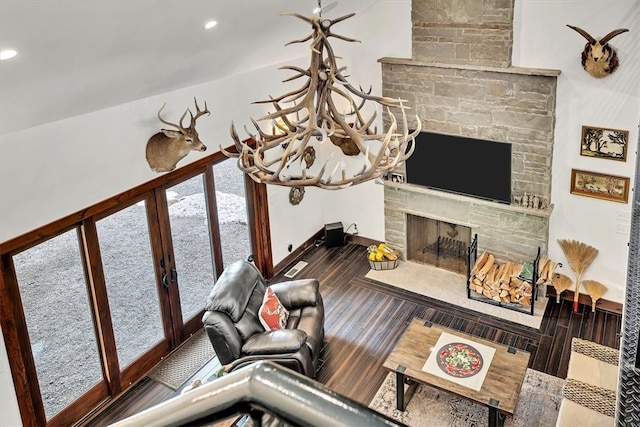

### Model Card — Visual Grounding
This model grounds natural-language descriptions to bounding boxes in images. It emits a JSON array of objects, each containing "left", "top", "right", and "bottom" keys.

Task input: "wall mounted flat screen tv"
[{"left": 405, "top": 131, "right": 512, "bottom": 204}]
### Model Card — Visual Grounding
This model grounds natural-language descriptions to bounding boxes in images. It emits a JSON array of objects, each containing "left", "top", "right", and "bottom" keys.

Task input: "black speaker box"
[{"left": 324, "top": 222, "right": 344, "bottom": 248}]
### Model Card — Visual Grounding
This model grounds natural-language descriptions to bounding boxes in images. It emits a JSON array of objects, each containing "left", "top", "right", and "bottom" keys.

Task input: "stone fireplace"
[{"left": 382, "top": 0, "right": 559, "bottom": 265}]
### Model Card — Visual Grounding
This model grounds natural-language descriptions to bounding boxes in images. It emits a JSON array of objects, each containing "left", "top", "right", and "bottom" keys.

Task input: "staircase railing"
[{"left": 108, "top": 361, "right": 406, "bottom": 427}]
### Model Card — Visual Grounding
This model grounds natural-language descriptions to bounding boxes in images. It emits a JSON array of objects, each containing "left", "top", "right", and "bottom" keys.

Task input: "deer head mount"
[
  {"left": 145, "top": 98, "right": 210, "bottom": 172},
  {"left": 567, "top": 25, "right": 629, "bottom": 78},
  {"left": 221, "top": 10, "right": 421, "bottom": 189}
]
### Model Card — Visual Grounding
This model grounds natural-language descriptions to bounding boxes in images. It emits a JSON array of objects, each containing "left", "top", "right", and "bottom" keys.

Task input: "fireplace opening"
[{"left": 406, "top": 214, "right": 471, "bottom": 274}]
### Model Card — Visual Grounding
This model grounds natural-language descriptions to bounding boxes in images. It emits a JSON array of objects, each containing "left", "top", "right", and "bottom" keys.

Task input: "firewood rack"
[{"left": 466, "top": 234, "right": 541, "bottom": 316}]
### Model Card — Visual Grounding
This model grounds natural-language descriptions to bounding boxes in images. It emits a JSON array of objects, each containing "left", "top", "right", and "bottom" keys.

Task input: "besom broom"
[
  {"left": 582, "top": 280, "right": 608, "bottom": 312},
  {"left": 557, "top": 239, "right": 599, "bottom": 312},
  {"left": 551, "top": 273, "right": 573, "bottom": 303}
]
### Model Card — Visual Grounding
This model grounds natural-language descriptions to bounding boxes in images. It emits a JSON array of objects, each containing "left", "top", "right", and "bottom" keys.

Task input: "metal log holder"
[{"left": 466, "top": 234, "right": 541, "bottom": 316}]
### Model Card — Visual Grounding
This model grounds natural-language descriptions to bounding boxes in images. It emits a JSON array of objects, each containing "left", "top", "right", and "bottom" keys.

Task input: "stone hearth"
[{"left": 381, "top": 0, "right": 559, "bottom": 264}]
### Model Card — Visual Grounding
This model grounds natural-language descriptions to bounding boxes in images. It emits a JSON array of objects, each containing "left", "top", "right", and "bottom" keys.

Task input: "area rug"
[
  {"left": 369, "top": 369, "right": 563, "bottom": 427},
  {"left": 365, "top": 261, "right": 548, "bottom": 329},
  {"left": 147, "top": 329, "right": 215, "bottom": 390}
]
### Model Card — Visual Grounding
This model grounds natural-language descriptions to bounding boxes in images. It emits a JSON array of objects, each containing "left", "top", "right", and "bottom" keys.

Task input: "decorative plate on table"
[{"left": 436, "top": 342, "right": 484, "bottom": 378}]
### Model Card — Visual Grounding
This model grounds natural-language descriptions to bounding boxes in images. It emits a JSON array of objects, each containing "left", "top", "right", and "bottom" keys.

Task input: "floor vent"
[{"left": 284, "top": 261, "right": 308, "bottom": 278}]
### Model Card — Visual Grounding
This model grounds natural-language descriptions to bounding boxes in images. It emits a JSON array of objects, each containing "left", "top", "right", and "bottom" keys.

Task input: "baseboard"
[
  {"left": 273, "top": 230, "right": 324, "bottom": 277},
  {"left": 345, "top": 234, "right": 378, "bottom": 247},
  {"left": 546, "top": 287, "right": 623, "bottom": 315},
  {"left": 273, "top": 229, "right": 383, "bottom": 277},
  {"left": 274, "top": 231, "right": 377, "bottom": 277}
]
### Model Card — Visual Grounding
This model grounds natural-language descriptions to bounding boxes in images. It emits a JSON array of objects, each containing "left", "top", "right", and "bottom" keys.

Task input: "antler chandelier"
[{"left": 222, "top": 6, "right": 421, "bottom": 189}]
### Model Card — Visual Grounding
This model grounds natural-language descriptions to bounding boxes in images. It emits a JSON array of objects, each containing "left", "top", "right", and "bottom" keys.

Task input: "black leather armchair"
[{"left": 202, "top": 260, "right": 325, "bottom": 378}]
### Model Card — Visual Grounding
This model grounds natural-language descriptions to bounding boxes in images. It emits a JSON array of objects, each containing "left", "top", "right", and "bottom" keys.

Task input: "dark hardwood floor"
[{"left": 86, "top": 242, "right": 622, "bottom": 426}]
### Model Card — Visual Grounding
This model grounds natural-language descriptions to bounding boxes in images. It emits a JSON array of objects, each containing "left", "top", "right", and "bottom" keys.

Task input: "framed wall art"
[
  {"left": 570, "top": 169, "right": 630, "bottom": 203},
  {"left": 580, "top": 125, "right": 629, "bottom": 161}
]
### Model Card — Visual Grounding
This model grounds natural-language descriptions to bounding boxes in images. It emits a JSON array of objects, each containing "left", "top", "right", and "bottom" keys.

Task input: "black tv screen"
[{"left": 405, "top": 131, "right": 512, "bottom": 204}]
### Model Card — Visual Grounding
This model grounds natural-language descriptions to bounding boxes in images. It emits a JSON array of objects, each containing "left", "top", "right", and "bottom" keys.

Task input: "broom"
[
  {"left": 582, "top": 280, "right": 608, "bottom": 312},
  {"left": 557, "top": 239, "right": 599, "bottom": 312},
  {"left": 551, "top": 273, "right": 573, "bottom": 303}
]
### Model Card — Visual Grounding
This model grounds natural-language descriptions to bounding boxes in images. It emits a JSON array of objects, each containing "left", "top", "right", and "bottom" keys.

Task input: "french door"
[
  {"left": 86, "top": 166, "right": 248, "bottom": 391},
  {"left": 153, "top": 167, "right": 223, "bottom": 343}
]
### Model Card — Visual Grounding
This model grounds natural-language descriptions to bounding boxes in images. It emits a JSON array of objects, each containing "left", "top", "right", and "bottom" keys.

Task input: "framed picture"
[
  {"left": 580, "top": 125, "right": 629, "bottom": 161},
  {"left": 570, "top": 169, "right": 630, "bottom": 203},
  {"left": 390, "top": 173, "right": 405, "bottom": 183}
]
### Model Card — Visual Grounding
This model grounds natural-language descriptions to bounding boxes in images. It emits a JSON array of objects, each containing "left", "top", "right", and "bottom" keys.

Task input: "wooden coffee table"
[{"left": 382, "top": 318, "right": 530, "bottom": 427}]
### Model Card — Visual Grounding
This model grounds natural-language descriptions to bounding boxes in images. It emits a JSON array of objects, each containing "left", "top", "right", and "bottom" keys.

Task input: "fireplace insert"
[
  {"left": 405, "top": 131, "right": 512, "bottom": 204},
  {"left": 406, "top": 214, "right": 470, "bottom": 275}
]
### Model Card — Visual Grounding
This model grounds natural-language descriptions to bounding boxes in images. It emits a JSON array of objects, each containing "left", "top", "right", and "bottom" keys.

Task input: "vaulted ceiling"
[{"left": 0, "top": 0, "right": 377, "bottom": 135}]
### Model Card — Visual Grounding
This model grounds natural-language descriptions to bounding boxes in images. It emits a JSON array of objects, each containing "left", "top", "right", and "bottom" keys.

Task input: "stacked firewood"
[
  {"left": 468, "top": 252, "right": 533, "bottom": 306},
  {"left": 535, "top": 255, "right": 559, "bottom": 287}
]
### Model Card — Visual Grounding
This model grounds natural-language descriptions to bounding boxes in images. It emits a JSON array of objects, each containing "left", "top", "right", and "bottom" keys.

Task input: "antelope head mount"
[
  {"left": 146, "top": 98, "right": 211, "bottom": 172},
  {"left": 567, "top": 25, "right": 629, "bottom": 78}
]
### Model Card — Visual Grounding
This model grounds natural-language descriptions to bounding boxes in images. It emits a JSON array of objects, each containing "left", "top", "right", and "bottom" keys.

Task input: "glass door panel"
[
  {"left": 213, "top": 157, "right": 251, "bottom": 267},
  {"left": 96, "top": 201, "right": 164, "bottom": 368},
  {"left": 13, "top": 229, "right": 103, "bottom": 420},
  {"left": 166, "top": 175, "right": 216, "bottom": 323}
]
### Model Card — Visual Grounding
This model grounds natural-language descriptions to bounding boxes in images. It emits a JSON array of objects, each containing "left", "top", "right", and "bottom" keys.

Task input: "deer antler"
[
  {"left": 222, "top": 11, "right": 421, "bottom": 189},
  {"left": 188, "top": 98, "right": 210, "bottom": 129},
  {"left": 157, "top": 103, "right": 189, "bottom": 132}
]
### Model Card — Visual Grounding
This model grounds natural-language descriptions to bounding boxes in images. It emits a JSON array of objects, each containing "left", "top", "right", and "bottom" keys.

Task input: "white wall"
[
  {"left": 0, "top": 60, "right": 295, "bottom": 242},
  {"left": 513, "top": 0, "right": 640, "bottom": 303}
]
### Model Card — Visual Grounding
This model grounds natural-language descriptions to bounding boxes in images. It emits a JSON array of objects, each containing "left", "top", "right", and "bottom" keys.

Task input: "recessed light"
[
  {"left": 204, "top": 20, "right": 217, "bottom": 30},
  {"left": 312, "top": 7, "right": 321, "bottom": 14},
  {"left": 0, "top": 49, "right": 17, "bottom": 60}
]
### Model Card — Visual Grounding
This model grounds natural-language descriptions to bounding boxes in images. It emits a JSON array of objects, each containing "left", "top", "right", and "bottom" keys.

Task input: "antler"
[
  {"left": 222, "top": 11, "right": 421, "bottom": 189},
  {"left": 157, "top": 103, "right": 189, "bottom": 132},
  {"left": 188, "top": 97, "right": 211, "bottom": 129}
]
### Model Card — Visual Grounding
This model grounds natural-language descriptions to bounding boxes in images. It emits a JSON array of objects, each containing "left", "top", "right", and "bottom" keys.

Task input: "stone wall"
[
  {"left": 412, "top": 0, "right": 515, "bottom": 68},
  {"left": 380, "top": 59, "right": 559, "bottom": 200}
]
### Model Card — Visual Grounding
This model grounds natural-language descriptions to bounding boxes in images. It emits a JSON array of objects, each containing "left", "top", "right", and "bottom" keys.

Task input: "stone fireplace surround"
[{"left": 381, "top": 0, "right": 560, "bottom": 265}]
